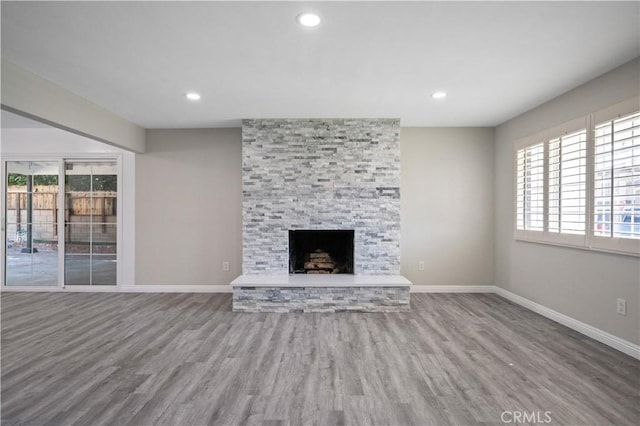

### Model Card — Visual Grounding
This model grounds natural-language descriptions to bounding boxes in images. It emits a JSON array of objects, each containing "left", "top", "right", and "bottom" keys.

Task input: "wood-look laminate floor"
[{"left": 1, "top": 292, "right": 638, "bottom": 426}]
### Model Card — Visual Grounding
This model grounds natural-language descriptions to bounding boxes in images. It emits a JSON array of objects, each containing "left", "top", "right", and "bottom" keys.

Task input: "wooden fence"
[
  {"left": 7, "top": 186, "right": 116, "bottom": 216},
  {"left": 6, "top": 185, "right": 116, "bottom": 244}
]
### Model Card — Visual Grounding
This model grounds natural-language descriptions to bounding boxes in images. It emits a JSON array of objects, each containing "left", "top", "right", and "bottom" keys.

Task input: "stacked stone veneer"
[
  {"left": 242, "top": 119, "right": 401, "bottom": 275},
  {"left": 233, "top": 287, "right": 410, "bottom": 313}
]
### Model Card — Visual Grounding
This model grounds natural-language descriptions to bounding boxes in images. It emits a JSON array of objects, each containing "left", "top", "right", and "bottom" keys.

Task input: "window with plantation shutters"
[
  {"left": 593, "top": 111, "right": 640, "bottom": 240},
  {"left": 513, "top": 97, "right": 639, "bottom": 256},
  {"left": 516, "top": 143, "right": 544, "bottom": 232},
  {"left": 548, "top": 129, "right": 587, "bottom": 235}
]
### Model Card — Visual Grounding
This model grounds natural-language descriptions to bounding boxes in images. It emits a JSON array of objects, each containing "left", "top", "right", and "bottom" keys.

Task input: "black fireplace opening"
[{"left": 289, "top": 230, "right": 354, "bottom": 274}]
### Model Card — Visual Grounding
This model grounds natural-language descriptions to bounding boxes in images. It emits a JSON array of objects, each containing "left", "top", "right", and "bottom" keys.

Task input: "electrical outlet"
[
  {"left": 616, "top": 298, "right": 627, "bottom": 316},
  {"left": 223, "top": 261, "right": 230, "bottom": 272},
  {"left": 418, "top": 260, "right": 425, "bottom": 271}
]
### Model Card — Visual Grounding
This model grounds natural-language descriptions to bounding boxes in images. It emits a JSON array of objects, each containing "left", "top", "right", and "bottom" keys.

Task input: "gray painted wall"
[
  {"left": 401, "top": 127, "right": 495, "bottom": 286},
  {"left": 135, "top": 125, "right": 495, "bottom": 287},
  {"left": 494, "top": 58, "right": 640, "bottom": 345},
  {"left": 135, "top": 129, "right": 242, "bottom": 285}
]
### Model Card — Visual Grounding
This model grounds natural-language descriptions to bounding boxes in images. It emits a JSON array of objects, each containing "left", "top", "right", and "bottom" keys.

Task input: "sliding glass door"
[
  {"left": 5, "top": 161, "right": 60, "bottom": 286},
  {"left": 3, "top": 158, "right": 119, "bottom": 287}
]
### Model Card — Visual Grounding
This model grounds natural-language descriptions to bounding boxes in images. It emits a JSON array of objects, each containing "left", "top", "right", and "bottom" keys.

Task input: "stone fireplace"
[{"left": 232, "top": 118, "right": 410, "bottom": 312}]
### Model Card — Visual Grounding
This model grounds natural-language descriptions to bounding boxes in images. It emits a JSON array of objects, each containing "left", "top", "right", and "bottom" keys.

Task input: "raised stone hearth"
[{"left": 231, "top": 275, "right": 411, "bottom": 313}]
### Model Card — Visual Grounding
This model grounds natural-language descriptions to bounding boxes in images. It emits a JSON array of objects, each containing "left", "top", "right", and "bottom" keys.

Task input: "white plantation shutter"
[
  {"left": 594, "top": 111, "right": 640, "bottom": 240},
  {"left": 548, "top": 129, "right": 587, "bottom": 235},
  {"left": 516, "top": 143, "right": 544, "bottom": 232},
  {"left": 514, "top": 99, "right": 639, "bottom": 256}
]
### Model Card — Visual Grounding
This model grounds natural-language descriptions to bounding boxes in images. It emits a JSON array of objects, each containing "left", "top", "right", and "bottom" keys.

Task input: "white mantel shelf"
[{"left": 231, "top": 274, "right": 412, "bottom": 288}]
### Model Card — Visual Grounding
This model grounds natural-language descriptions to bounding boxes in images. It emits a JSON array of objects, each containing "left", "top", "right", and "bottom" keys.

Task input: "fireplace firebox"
[{"left": 289, "top": 230, "right": 354, "bottom": 274}]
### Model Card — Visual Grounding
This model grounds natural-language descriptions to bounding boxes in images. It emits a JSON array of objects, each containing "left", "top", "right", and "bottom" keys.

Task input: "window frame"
[{"left": 513, "top": 97, "right": 640, "bottom": 257}]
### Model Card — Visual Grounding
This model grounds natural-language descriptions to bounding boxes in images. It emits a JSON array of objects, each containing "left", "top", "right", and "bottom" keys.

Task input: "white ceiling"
[{"left": 1, "top": 1, "right": 639, "bottom": 129}]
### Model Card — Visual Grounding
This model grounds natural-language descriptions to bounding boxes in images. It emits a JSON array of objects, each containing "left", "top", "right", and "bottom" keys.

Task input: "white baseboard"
[
  {"left": 120, "top": 285, "right": 232, "bottom": 293},
  {"left": 410, "top": 285, "right": 494, "bottom": 293},
  {"left": 494, "top": 287, "right": 640, "bottom": 360}
]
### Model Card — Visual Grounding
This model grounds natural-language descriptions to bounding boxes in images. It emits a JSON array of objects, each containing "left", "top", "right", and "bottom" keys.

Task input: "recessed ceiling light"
[
  {"left": 185, "top": 92, "right": 201, "bottom": 101},
  {"left": 297, "top": 12, "right": 321, "bottom": 27},
  {"left": 432, "top": 91, "right": 447, "bottom": 99}
]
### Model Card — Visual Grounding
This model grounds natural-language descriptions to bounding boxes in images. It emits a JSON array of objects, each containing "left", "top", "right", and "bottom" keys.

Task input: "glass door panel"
[
  {"left": 91, "top": 222, "right": 117, "bottom": 285},
  {"left": 64, "top": 161, "right": 117, "bottom": 285},
  {"left": 5, "top": 161, "right": 59, "bottom": 286}
]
